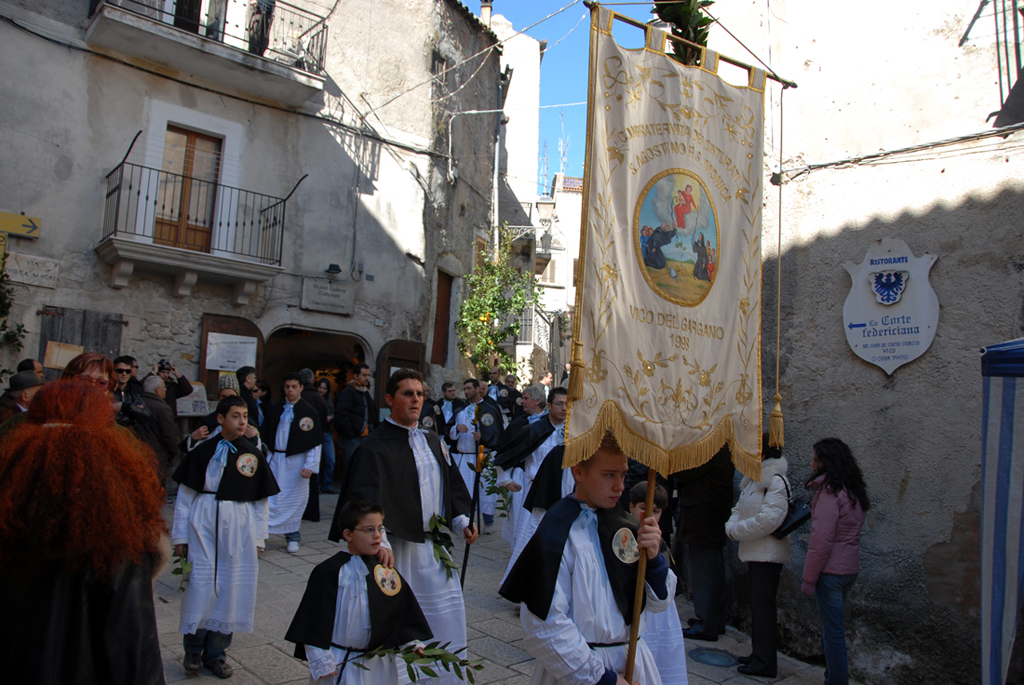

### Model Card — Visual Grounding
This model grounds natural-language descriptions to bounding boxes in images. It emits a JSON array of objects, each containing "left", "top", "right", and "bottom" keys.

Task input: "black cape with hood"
[
  {"left": 493, "top": 417, "right": 557, "bottom": 471},
  {"left": 285, "top": 552, "right": 432, "bottom": 659},
  {"left": 172, "top": 434, "right": 280, "bottom": 501},
  {"left": 499, "top": 496, "right": 647, "bottom": 623},
  {"left": 262, "top": 398, "right": 322, "bottom": 455},
  {"left": 331, "top": 421, "right": 472, "bottom": 544}
]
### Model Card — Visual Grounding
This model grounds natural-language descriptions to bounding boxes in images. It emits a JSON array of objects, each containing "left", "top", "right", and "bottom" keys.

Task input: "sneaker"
[
  {"left": 183, "top": 653, "right": 202, "bottom": 675},
  {"left": 206, "top": 660, "right": 233, "bottom": 679},
  {"left": 286, "top": 541, "right": 300, "bottom": 554}
]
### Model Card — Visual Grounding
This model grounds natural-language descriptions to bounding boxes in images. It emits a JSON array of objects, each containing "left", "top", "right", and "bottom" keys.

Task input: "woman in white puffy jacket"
[{"left": 724, "top": 448, "right": 791, "bottom": 678}]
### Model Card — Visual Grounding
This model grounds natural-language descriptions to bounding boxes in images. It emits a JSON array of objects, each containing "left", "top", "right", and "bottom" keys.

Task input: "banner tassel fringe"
[
  {"left": 564, "top": 400, "right": 761, "bottom": 480},
  {"left": 768, "top": 393, "right": 784, "bottom": 448},
  {"left": 567, "top": 343, "right": 585, "bottom": 402}
]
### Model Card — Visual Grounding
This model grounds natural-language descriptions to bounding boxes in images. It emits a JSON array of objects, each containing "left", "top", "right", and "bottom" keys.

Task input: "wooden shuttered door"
[{"left": 37, "top": 307, "right": 125, "bottom": 381}]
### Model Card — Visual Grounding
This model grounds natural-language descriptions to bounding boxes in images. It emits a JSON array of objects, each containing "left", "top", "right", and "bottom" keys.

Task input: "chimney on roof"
[{"left": 480, "top": 0, "right": 492, "bottom": 27}]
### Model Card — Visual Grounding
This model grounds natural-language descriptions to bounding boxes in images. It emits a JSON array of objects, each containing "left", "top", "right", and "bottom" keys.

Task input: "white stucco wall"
[{"left": 701, "top": 2, "right": 1024, "bottom": 682}]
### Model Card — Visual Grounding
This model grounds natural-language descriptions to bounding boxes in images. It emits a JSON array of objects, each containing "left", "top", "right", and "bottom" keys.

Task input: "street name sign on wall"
[
  {"left": 6, "top": 253, "right": 59, "bottom": 289},
  {"left": 301, "top": 277, "right": 352, "bottom": 316},
  {"left": 843, "top": 237, "right": 938, "bottom": 375},
  {"left": 0, "top": 210, "right": 41, "bottom": 238}
]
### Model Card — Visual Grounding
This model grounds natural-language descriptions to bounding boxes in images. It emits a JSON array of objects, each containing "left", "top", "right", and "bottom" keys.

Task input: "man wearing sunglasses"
[{"left": 113, "top": 356, "right": 152, "bottom": 432}]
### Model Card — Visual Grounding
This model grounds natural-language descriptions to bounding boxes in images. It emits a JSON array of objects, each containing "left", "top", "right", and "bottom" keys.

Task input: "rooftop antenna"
[
  {"left": 558, "top": 109, "right": 570, "bottom": 174},
  {"left": 540, "top": 141, "right": 549, "bottom": 196}
]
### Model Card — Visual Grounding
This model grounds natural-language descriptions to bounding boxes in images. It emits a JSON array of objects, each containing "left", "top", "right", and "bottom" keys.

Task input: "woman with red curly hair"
[{"left": 0, "top": 381, "right": 167, "bottom": 684}]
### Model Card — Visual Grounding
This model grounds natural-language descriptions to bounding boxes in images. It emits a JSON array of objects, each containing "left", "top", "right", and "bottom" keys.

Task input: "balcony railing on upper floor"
[
  {"left": 516, "top": 305, "right": 553, "bottom": 355},
  {"left": 102, "top": 161, "right": 286, "bottom": 266},
  {"left": 98, "top": 0, "right": 328, "bottom": 75}
]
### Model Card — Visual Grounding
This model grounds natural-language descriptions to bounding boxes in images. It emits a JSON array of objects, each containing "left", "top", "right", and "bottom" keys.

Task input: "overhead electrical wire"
[
  {"left": 782, "top": 122, "right": 1024, "bottom": 180},
  {"left": 360, "top": 0, "right": 585, "bottom": 118}
]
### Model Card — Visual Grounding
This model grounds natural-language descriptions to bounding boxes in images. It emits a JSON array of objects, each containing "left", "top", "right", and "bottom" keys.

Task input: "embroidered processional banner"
[{"left": 565, "top": 7, "right": 765, "bottom": 478}]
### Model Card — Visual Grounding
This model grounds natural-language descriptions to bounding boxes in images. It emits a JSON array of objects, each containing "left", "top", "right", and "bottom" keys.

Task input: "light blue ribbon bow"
[
  {"left": 281, "top": 402, "right": 295, "bottom": 424},
  {"left": 212, "top": 439, "right": 238, "bottom": 468}
]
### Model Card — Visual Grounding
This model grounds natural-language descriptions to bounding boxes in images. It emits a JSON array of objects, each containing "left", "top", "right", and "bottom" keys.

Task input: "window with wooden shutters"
[{"left": 155, "top": 126, "right": 222, "bottom": 252}]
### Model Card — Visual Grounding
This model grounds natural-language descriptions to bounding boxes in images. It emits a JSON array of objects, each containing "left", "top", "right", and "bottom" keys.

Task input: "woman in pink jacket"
[{"left": 802, "top": 438, "right": 870, "bottom": 685}]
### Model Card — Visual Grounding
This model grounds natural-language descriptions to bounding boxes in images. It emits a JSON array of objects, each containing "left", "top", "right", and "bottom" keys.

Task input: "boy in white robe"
[
  {"left": 172, "top": 397, "right": 280, "bottom": 678},
  {"left": 286, "top": 500, "right": 433, "bottom": 684},
  {"left": 265, "top": 372, "right": 322, "bottom": 553},
  {"left": 629, "top": 483, "right": 688, "bottom": 685},
  {"left": 331, "top": 369, "right": 479, "bottom": 685},
  {"left": 500, "top": 432, "right": 674, "bottom": 685}
]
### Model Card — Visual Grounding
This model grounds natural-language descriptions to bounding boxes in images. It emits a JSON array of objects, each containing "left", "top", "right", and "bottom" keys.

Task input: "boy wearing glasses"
[
  {"left": 172, "top": 397, "right": 280, "bottom": 679},
  {"left": 286, "top": 500, "right": 432, "bottom": 683}
]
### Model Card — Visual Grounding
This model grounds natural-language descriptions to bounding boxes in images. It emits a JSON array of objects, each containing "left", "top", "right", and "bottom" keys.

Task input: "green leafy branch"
[
  {"left": 353, "top": 641, "right": 484, "bottom": 683},
  {"left": 427, "top": 514, "right": 459, "bottom": 580},
  {"left": 171, "top": 552, "right": 192, "bottom": 593},
  {"left": 456, "top": 224, "right": 540, "bottom": 378},
  {"left": 653, "top": 0, "right": 716, "bottom": 67}
]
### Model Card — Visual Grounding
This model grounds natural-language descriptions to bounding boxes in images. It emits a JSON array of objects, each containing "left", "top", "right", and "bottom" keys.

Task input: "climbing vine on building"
[{"left": 0, "top": 250, "right": 26, "bottom": 382}]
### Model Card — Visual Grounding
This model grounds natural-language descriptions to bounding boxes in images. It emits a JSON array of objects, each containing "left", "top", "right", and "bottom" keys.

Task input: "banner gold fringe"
[
  {"left": 768, "top": 393, "right": 784, "bottom": 448},
  {"left": 564, "top": 400, "right": 761, "bottom": 480}
]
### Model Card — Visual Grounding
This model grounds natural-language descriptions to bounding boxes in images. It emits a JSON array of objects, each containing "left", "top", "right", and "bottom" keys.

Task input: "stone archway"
[{"left": 262, "top": 327, "right": 368, "bottom": 403}]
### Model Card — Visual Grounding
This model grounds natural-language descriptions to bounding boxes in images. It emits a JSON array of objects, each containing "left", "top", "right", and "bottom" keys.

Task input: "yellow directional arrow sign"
[{"left": 0, "top": 211, "right": 41, "bottom": 238}]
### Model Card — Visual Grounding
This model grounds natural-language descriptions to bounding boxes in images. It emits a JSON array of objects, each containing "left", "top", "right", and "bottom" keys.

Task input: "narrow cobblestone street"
[{"left": 157, "top": 495, "right": 853, "bottom": 685}]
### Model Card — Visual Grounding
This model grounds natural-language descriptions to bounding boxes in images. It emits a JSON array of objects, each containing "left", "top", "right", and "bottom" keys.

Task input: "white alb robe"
[
  {"left": 519, "top": 505, "right": 674, "bottom": 685},
  {"left": 268, "top": 402, "right": 321, "bottom": 535},
  {"left": 449, "top": 402, "right": 496, "bottom": 517},
  {"left": 641, "top": 569, "right": 689, "bottom": 685},
  {"left": 385, "top": 419, "right": 469, "bottom": 685},
  {"left": 172, "top": 455, "right": 269, "bottom": 635},
  {"left": 501, "top": 424, "right": 568, "bottom": 582},
  {"left": 304, "top": 560, "right": 417, "bottom": 684}
]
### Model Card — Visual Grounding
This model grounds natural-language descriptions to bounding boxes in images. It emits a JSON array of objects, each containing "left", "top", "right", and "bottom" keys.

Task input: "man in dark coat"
[
  {"left": 675, "top": 445, "right": 735, "bottom": 640},
  {"left": 236, "top": 366, "right": 260, "bottom": 427},
  {"left": 333, "top": 363, "right": 378, "bottom": 472},
  {"left": 0, "top": 370, "right": 43, "bottom": 425},
  {"left": 138, "top": 374, "right": 182, "bottom": 488},
  {"left": 142, "top": 360, "right": 194, "bottom": 418}
]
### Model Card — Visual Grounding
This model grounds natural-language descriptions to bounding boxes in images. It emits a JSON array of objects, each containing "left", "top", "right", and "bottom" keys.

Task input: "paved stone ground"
[{"left": 156, "top": 494, "right": 852, "bottom": 685}]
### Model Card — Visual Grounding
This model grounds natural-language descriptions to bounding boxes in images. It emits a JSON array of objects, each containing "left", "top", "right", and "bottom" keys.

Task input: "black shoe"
[
  {"left": 683, "top": 628, "right": 718, "bottom": 642},
  {"left": 737, "top": 665, "right": 776, "bottom": 678},
  {"left": 207, "top": 660, "right": 233, "bottom": 679},
  {"left": 183, "top": 653, "right": 202, "bottom": 675},
  {"left": 737, "top": 655, "right": 753, "bottom": 665},
  {"left": 687, "top": 617, "right": 699, "bottom": 626}
]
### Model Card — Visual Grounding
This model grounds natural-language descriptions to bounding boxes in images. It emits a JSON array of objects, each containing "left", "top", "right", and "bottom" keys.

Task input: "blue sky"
[{"left": 460, "top": 1, "right": 656, "bottom": 192}]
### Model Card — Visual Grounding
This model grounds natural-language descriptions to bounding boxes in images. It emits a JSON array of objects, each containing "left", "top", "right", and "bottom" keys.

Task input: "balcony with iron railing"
[
  {"left": 86, "top": 0, "right": 328, "bottom": 106},
  {"left": 95, "top": 160, "right": 287, "bottom": 304}
]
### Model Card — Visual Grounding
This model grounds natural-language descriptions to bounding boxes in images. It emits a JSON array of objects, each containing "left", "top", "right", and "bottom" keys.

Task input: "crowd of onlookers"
[{"left": 0, "top": 355, "right": 869, "bottom": 685}]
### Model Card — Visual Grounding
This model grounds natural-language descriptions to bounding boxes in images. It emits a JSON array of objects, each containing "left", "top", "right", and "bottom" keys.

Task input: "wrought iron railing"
[
  {"left": 102, "top": 161, "right": 286, "bottom": 265},
  {"left": 99, "top": 0, "right": 329, "bottom": 75}
]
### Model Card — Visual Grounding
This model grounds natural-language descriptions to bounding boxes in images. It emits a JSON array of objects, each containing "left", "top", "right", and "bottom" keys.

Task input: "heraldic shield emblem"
[{"left": 843, "top": 238, "right": 939, "bottom": 375}]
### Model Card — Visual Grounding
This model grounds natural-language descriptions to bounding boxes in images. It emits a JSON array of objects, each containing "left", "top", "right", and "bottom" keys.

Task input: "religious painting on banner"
[{"left": 565, "top": 7, "right": 765, "bottom": 479}]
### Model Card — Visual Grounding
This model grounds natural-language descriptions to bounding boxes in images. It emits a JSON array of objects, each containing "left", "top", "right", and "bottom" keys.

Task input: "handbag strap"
[{"left": 773, "top": 474, "right": 792, "bottom": 501}]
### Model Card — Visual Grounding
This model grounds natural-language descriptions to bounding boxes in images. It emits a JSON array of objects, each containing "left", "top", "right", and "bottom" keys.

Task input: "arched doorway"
[{"left": 262, "top": 327, "right": 367, "bottom": 404}]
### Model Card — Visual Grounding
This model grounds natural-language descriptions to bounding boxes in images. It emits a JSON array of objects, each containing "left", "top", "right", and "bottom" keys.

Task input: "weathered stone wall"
[
  {"left": 0, "top": 0, "right": 498, "bottom": 393},
  {"left": 703, "top": 2, "right": 1024, "bottom": 682}
]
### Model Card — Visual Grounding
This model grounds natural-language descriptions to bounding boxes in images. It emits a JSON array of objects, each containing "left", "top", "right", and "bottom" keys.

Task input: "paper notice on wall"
[
  {"left": 206, "top": 333, "right": 258, "bottom": 372},
  {"left": 43, "top": 341, "right": 84, "bottom": 370},
  {"left": 176, "top": 381, "right": 211, "bottom": 418}
]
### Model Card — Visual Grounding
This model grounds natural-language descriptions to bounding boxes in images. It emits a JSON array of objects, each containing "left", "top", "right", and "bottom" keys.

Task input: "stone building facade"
[
  {"left": 0, "top": 0, "right": 503, "bottom": 403},
  {"left": 703, "top": 2, "right": 1024, "bottom": 683}
]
